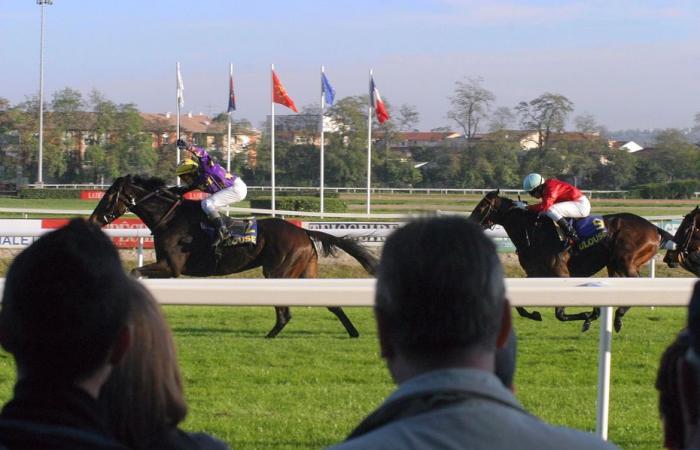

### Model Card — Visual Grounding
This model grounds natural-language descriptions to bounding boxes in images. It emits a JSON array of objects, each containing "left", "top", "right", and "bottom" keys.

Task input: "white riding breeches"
[
  {"left": 201, "top": 177, "right": 247, "bottom": 218},
  {"left": 543, "top": 195, "right": 591, "bottom": 222}
]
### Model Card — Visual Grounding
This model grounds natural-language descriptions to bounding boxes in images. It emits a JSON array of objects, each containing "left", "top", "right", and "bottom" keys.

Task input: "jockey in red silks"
[
  {"left": 173, "top": 139, "right": 247, "bottom": 246},
  {"left": 514, "top": 173, "right": 591, "bottom": 245}
]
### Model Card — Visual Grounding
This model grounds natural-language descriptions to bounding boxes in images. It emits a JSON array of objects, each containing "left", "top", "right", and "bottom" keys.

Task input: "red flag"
[
  {"left": 272, "top": 70, "right": 298, "bottom": 112},
  {"left": 370, "top": 76, "right": 390, "bottom": 124}
]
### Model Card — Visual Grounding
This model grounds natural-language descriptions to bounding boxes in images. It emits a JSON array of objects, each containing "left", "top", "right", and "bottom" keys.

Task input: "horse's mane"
[{"left": 131, "top": 175, "right": 168, "bottom": 192}]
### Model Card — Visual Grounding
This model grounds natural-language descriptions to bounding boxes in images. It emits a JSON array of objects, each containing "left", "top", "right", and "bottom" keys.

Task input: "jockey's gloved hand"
[
  {"left": 176, "top": 139, "right": 189, "bottom": 150},
  {"left": 513, "top": 201, "right": 527, "bottom": 210}
]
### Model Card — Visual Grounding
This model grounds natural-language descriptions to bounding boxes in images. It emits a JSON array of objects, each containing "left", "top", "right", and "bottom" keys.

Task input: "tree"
[
  {"left": 573, "top": 113, "right": 601, "bottom": 134},
  {"left": 397, "top": 104, "right": 419, "bottom": 131},
  {"left": 447, "top": 77, "right": 495, "bottom": 139},
  {"left": 515, "top": 93, "right": 574, "bottom": 149},
  {"left": 488, "top": 106, "right": 515, "bottom": 131}
]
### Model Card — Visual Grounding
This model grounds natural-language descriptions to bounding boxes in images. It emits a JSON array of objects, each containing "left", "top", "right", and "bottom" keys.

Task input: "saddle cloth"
[
  {"left": 201, "top": 217, "right": 257, "bottom": 246},
  {"left": 558, "top": 216, "right": 607, "bottom": 251}
]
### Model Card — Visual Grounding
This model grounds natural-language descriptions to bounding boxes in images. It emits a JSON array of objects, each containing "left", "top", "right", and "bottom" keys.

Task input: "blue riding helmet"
[{"left": 523, "top": 173, "right": 544, "bottom": 192}]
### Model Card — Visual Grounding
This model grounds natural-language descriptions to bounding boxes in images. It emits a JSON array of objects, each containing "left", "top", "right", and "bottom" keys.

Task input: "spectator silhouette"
[
  {"left": 656, "top": 281, "right": 700, "bottom": 449},
  {"left": 329, "top": 216, "right": 618, "bottom": 450},
  {"left": 0, "top": 218, "right": 132, "bottom": 449},
  {"left": 99, "top": 280, "right": 230, "bottom": 450}
]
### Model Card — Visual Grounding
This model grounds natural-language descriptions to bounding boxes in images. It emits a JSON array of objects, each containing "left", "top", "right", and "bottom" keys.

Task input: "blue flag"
[
  {"left": 227, "top": 73, "right": 236, "bottom": 113},
  {"left": 321, "top": 72, "right": 336, "bottom": 106}
]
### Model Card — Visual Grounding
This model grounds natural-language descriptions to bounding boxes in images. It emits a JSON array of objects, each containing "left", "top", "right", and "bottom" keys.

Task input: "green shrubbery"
[
  {"left": 629, "top": 179, "right": 700, "bottom": 199},
  {"left": 18, "top": 188, "right": 82, "bottom": 199},
  {"left": 250, "top": 196, "right": 346, "bottom": 212}
]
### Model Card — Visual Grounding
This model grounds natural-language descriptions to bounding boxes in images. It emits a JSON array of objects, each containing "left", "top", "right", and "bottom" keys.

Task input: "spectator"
[
  {"left": 0, "top": 218, "right": 132, "bottom": 449},
  {"left": 656, "top": 281, "right": 700, "bottom": 449},
  {"left": 329, "top": 216, "right": 618, "bottom": 450},
  {"left": 99, "top": 280, "right": 230, "bottom": 450},
  {"left": 495, "top": 329, "right": 517, "bottom": 391}
]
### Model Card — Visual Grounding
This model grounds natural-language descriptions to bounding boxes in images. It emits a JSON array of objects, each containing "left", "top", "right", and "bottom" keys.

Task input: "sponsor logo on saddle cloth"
[
  {"left": 570, "top": 216, "right": 607, "bottom": 251},
  {"left": 201, "top": 218, "right": 258, "bottom": 246}
]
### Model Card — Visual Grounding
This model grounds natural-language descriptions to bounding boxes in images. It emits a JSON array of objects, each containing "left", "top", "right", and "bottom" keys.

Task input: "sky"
[{"left": 2, "top": 0, "right": 699, "bottom": 132}]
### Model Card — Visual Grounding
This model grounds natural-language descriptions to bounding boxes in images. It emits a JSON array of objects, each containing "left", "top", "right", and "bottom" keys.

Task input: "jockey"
[
  {"left": 174, "top": 139, "right": 247, "bottom": 246},
  {"left": 515, "top": 173, "right": 591, "bottom": 245}
]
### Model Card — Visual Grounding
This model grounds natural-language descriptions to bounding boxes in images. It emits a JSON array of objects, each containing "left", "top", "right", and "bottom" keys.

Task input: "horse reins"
[{"left": 105, "top": 182, "right": 182, "bottom": 232}]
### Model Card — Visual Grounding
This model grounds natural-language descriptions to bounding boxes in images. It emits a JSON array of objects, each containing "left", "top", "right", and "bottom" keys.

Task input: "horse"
[
  {"left": 663, "top": 206, "right": 700, "bottom": 276},
  {"left": 469, "top": 190, "right": 676, "bottom": 332},
  {"left": 88, "top": 175, "right": 378, "bottom": 338}
]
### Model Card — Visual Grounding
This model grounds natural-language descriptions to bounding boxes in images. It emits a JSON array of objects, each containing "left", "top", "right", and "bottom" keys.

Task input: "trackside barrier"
[{"left": 0, "top": 277, "right": 694, "bottom": 441}]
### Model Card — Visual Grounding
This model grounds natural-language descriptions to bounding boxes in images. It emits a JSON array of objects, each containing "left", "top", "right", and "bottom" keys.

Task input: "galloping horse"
[
  {"left": 664, "top": 206, "right": 700, "bottom": 276},
  {"left": 88, "top": 175, "right": 378, "bottom": 338},
  {"left": 469, "top": 190, "right": 676, "bottom": 332}
]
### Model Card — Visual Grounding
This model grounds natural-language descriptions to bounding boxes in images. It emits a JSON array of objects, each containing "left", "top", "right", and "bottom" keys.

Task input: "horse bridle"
[
  {"left": 475, "top": 198, "right": 498, "bottom": 228},
  {"left": 103, "top": 181, "right": 182, "bottom": 231},
  {"left": 677, "top": 211, "right": 699, "bottom": 255}
]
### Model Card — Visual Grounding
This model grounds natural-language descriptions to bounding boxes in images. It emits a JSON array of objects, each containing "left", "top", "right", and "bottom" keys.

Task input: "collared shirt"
[{"left": 329, "top": 368, "right": 619, "bottom": 450}]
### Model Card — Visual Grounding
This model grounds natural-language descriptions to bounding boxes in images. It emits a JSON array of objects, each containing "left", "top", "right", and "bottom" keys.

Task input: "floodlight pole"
[{"left": 36, "top": 0, "right": 53, "bottom": 186}]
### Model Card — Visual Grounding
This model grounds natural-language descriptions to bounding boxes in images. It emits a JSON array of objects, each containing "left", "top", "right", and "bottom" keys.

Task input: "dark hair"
[
  {"left": 99, "top": 280, "right": 187, "bottom": 449},
  {"left": 375, "top": 216, "right": 506, "bottom": 358},
  {"left": 656, "top": 330, "right": 691, "bottom": 450},
  {"left": 0, "top": 218, "right": 131, "bottom": 384},
  {"left": 688, "top": 281, "right": 700, "bottom": 353}
]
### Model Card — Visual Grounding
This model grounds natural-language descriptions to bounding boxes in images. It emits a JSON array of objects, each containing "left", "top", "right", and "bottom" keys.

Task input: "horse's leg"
[
  {"left": 555, "top": 306, "right": 598, "bottom": 332},
  {"left": 266, "top": 307, "right": 292, "bottom": 339},
  {"left": 608, "top": 259, "right": 640, "bottom": 333},
  {"left": 301, "top": 253, "right": 359, "bottom": 338},
  {"left": 515, "top": 306, "right": 542, "bottom": 322},
  {"left": 131, "top": 259, "right": 175, "bottom": 278}
]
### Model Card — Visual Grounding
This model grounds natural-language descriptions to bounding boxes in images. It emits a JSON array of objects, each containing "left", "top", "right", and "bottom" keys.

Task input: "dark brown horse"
[
  {"left": 469, "top": 190, "right": 676, "bottom": 332},
  {"left": 88, "top": 175, "right": 378, "bottom": 338},
  {"left": 664, "top": 206, "right": 700, "bottom": 276}
]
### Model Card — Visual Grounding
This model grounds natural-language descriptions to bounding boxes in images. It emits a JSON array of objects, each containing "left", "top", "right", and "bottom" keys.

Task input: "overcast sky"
[{"left": 2, "top": 0, "right": 699, "bottom": 131}]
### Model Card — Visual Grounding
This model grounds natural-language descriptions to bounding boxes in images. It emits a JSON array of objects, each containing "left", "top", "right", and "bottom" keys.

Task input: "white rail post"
[
  {"left": 595, "top": 306, "right": 613, "bottom": 440},
  {"left": 137, "top": 237, "right": 144, "bottom": 267}
]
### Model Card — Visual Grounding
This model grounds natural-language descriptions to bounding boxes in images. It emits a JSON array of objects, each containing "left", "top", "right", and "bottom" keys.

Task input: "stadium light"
[{"left": 36, "top": 0, "right": 53, "bottom": 185}]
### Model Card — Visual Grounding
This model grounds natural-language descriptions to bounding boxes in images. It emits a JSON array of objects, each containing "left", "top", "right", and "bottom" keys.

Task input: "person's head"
[
  {"left": 374, "top": 216, "right": 510, "bottom": 380},
  {"left": 0, "top": 218, "right": 131, "bottom": 387},
  {"left": 99, "top": 280, "right": 187, "bottom": 449},
  {"left": 522, "top": 173, "right": 545, "bottom": 198},
  {"left": 176, "top": 158, "right": 198, "bottom": 185}
]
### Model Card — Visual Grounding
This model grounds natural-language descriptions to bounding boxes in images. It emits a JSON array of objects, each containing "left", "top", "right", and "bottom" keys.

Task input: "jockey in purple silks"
[{"left": 174, "top": 139, "right": 247, "bottom": 246}]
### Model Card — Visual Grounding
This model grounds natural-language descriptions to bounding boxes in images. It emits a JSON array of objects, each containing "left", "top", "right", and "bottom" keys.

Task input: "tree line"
[{"left": 1, "top": 82, "right": 698, "bottom": 191}]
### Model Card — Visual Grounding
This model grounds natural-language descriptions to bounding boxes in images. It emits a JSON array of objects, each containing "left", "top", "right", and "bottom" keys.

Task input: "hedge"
[
  {"left": 18, "top": 188, "right": 82, "bottom": 199},
  {"left": 628, "top": 179, "right": 700, "bottom": 199},
  {"left": 250, "top": 196, "right": 346, "bottom": 213}
]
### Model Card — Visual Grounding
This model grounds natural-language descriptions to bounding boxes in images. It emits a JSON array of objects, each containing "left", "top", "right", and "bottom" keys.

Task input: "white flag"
[{"left": 176, "top": 63, "right": 184, "bottom": 108}]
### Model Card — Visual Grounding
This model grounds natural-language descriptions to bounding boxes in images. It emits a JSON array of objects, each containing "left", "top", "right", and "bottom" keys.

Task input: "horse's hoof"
[
  {"left": 350, "top": 332, "right": 360, "bottom": 339},
  {"left": 531, "top": 311, "right": 542, "bottom": 322},
  {"left": 581, "top": 320, "right": 591, "bottom": 333},
  {"left": 614, "top": 319, "right": 623, "bottom": 333}
]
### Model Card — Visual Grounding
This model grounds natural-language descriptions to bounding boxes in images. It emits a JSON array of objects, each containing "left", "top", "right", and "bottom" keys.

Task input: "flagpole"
[
  {"left": 320, "top": 66, "right": 326, "bottom": 218},
  {"left": 176, "top": 62, "right": 182, "bottom": 186},
  {"left": 270, "top": 64, "right": 276, "bottom": 218},
  {"left": 227, "top": 63, "right": 233, "bottom": 173},
  {"left": 367, "top": 69, "right": 373, "bottom": 215}
]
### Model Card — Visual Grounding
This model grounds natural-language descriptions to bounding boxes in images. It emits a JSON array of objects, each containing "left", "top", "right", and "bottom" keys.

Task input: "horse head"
[
  {"left": 88, "top": 175, "right": 142, "bottom": 226},
  {"left": 665, "top": 206, "right": 700, "bottom": 273},
  {"left": 469, "top": 189, "right": 514, "bottom": 228}
]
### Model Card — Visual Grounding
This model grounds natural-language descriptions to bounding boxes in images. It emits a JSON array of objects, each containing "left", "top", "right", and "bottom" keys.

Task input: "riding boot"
[
  {"left": 557, "top": 218, "right": 580, "bottom": 246},
  {"left": 211, "top": 216, "right": 228, "bottom": 247}
]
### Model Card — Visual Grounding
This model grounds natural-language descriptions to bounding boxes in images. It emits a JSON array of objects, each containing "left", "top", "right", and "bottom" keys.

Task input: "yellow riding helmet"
[{"left": 176, "top": 158, "right": 198, "bottom": 176}]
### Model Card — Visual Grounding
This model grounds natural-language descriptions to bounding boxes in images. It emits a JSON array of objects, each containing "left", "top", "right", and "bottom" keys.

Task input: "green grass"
[{"left": 0, "top": 303, "right": 684, "bottom": 449}]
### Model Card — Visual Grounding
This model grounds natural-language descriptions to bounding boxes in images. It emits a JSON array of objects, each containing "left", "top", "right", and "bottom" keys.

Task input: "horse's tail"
[
  {"left": 656, "top": 226, "right": 677, "bottom": 251},
  {"left": 303, "top": 229, "right": 378, "bottom": 275}
]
